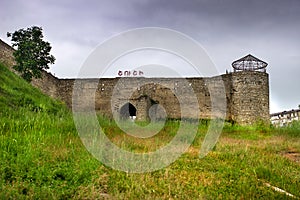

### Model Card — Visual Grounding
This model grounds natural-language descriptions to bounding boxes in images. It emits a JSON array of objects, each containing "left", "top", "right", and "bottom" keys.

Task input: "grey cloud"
[{"left": 0, "top": 0, "right": 300, "bottom": 112}]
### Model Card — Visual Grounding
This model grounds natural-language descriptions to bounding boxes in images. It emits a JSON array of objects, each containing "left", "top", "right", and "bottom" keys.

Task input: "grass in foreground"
[
  {"left": 1, "top": 112, "right": 300, "bottom": 199},
  {"left": 1, "top": 62, "right": 300, "bottom": 199}
]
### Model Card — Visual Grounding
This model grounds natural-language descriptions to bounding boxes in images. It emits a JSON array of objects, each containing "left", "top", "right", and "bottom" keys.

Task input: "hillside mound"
[{"left": 0, "top": 62, "right": 65, "bottom": 113}]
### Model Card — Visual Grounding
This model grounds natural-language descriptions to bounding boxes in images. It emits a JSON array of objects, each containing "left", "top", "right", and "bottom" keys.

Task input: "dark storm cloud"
[
  {"left": 130, "top": 0, "right": 300, "bottom": 112},
  {"left": 0, "top": 0, "right": 299, "bottom": 112},
  {"left": 129, "top": 0, "right": 300, "bottom": 33}
]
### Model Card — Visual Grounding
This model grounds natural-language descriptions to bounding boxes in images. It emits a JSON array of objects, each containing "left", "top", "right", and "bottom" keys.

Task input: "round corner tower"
[{"left": 230, "top": 54, "right": 270, "bottom": 125}]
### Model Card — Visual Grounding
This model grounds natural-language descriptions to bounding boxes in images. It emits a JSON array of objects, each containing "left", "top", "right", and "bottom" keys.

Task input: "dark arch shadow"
[{"left": 120, "top": 103, "right": 136, "bottom": 120}]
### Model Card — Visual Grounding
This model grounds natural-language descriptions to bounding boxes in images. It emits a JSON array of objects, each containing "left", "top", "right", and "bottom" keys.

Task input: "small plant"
[{"left": 254, "top": 119, "right": 272, "bottom": 133}]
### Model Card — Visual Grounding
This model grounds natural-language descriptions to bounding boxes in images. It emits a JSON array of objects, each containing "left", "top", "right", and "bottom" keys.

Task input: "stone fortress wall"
[
  {"left": 0, "top": 39, "right": 15, "bottom": 67},
  {"left": 0, "top": 39, "right": 269, "bottom": 125}
]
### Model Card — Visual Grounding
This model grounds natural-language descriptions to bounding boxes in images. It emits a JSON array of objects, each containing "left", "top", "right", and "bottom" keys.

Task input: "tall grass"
[
  {"left": 1, "top": 108, "right": 299, "bottom": 199},
  {"left": 0, "top": 62, "right": 300, "bottom": 199}
]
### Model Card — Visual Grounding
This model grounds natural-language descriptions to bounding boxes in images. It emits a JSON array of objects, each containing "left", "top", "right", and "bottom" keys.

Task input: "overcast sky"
[{"left": 1, "top": 0, "right": 299, "bottom": 113}]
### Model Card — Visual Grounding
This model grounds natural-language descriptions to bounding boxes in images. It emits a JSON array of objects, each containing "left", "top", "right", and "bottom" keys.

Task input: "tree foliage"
[{"left": 7, "top": 26, "right": 55, "bottom": 82}]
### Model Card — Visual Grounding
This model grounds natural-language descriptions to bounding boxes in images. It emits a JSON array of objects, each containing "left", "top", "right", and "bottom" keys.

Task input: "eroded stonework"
[{"left": 0, "top": 39, "right": 269, "bottom": 125}]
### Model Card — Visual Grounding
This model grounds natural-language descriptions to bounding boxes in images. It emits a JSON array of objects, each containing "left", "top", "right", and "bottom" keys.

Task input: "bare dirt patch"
[{"left": 282, "top": 148, "right": 300, "bottom": 164}]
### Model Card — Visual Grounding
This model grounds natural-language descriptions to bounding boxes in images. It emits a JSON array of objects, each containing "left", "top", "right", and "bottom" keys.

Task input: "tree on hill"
[{"left": 7, "top": 26, "right": 55, "bottom": 82}]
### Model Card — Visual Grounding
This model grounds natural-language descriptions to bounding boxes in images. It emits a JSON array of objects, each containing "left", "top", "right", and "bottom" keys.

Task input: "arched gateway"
[{"left": 0, "top": 39, "right": 270, "bottom": 125}]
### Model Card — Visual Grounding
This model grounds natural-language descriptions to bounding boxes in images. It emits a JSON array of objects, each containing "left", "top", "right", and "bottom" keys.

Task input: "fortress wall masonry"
[
  {"left": 0, "top": 39, "right": 15, "bottom": 67},
  {"left": 231, "top": 72, "right": 269, "bottom": 124},
  {"left": 0, "top": 39, "right": 270, "bottom": 125},
  {"left": 55, "top": 73, "right": 269, "bottom": 125}
]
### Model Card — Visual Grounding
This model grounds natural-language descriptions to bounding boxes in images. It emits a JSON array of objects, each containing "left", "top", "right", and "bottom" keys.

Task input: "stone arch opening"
[
  {"left": 120, "top": 103, "right": 136, "bottom": 120},
  {"left": 136, "top": 95, "right": 167, "bottom": 121},
  {"left": 148, "top": 98, "right": 163, "bottom": 121}
]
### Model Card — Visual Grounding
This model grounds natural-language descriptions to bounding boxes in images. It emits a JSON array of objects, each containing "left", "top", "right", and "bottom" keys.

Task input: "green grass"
[{"left": 1, "top": 62, "right": 300, "bottom": 199}]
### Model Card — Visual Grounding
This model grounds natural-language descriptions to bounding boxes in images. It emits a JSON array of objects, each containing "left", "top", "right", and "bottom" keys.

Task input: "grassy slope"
[
  {"left": 0, "top": 63, "right": 99, "bottom": 199},
  {"left": 0, "top": 62, "right": 300, "bottom": 199}
]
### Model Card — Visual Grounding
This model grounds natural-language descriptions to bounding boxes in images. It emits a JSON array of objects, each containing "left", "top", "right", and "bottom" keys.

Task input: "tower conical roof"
[{"left": 232, "top": 54, "right": 268, "bottom": 71}]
